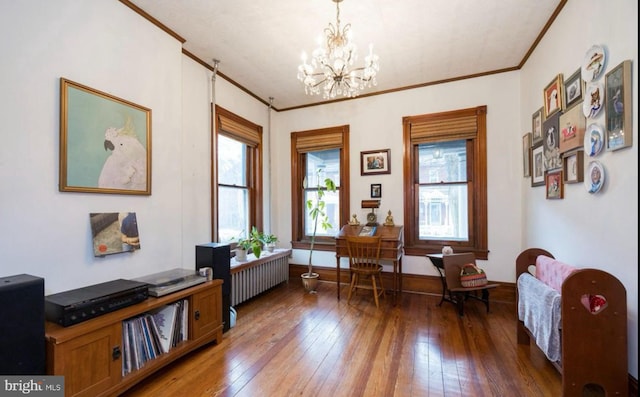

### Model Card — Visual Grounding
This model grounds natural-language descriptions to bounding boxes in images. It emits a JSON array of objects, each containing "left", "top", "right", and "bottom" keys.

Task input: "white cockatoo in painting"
[{"left": 98, "top": 118, "right": 147, "bottom": 190}]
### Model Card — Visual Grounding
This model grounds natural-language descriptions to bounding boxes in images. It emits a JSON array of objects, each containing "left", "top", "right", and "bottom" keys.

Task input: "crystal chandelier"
[{"left": 297, "top": 0, "right": 379, "bottom": 99}]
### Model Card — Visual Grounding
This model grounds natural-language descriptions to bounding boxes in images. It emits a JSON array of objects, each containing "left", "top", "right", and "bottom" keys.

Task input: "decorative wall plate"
[
  {"left": 584, "top": 123, "right": 604, "bottom": 156},
  {"left": 583, "top": 81, "right": 605, "bottom": 118},
  {"left": 581, "top": 45, "right": 606, "bottom": 83},
  {"left": 585, "top": 160, "right": 605, "bottom": 194}
]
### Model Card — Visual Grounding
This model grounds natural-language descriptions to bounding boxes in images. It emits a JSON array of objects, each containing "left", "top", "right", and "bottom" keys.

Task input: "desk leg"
[
  {"left": 391, "top": 259, "right": 402, "bottom": 305},
  {"left": 398, "top": 257, "right": 402, "bottom": 298},
  {"left": 435, "top": 267, "right": 447, "bottom": 306},
  {"left": 336, "top": 256, "right": 341, "bottom": 300}
]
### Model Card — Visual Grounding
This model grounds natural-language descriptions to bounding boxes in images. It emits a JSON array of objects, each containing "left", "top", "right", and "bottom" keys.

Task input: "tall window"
[
  {"left": 402, "top": 106, "right": 488, "bottom": 259},
  {"left": 291, "top": 126, "right": 350, "bottom": 251},
  {"left": 213, "top": 106, "right": 262, "bottom": 242}
]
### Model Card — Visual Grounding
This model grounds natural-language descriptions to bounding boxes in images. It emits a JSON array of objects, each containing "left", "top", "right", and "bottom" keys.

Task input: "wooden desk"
[{"left": 335, "top": 224, "right": 404, "bottom": 301}]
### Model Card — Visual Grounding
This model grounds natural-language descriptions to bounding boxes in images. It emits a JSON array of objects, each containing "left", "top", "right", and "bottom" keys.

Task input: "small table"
[{"left": 425, "top": 253, "right": 451, "bottom": 306}]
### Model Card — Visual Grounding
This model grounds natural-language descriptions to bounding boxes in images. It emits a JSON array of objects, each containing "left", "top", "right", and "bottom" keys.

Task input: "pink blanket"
[{"left": 535, "top": 255, "right": 577, "bottom": 292}]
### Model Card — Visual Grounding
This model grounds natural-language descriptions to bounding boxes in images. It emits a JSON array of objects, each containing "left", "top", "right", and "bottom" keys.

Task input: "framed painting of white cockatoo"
[{"left": 59, "top": 78, "right": 151, "bottom": 195}]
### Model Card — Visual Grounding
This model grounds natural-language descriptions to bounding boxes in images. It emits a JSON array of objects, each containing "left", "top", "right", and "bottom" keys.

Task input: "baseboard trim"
[{"left": 288, "top": 263, "right": 516, "bottom": 304}]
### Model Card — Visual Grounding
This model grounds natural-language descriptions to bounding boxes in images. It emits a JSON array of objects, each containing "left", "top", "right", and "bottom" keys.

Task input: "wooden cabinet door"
[
  {"left": 49, "top": 323, "right": 122, "bottom": 397},
  {"left": 191, "top": 285, "right": 221, "bottom": 340}
]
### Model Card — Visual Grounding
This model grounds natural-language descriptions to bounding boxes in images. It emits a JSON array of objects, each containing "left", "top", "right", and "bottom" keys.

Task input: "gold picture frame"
[
  {"left": 543, "top": 74, "right": 564, "bottom": 119},
  {"left": 59, "top": 78, "right": 152, "bottom": 195}
]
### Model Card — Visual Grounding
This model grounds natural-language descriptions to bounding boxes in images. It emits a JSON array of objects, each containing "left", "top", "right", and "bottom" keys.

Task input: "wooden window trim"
[
  {"left": 291, "top": 126, "right": 350, "bottom": 251},
  {"left": 212, "top": 105, "right": 263, "bottom": 242},
  {"left": 402, "top": 106, "right": 488, "bottom": 259}
]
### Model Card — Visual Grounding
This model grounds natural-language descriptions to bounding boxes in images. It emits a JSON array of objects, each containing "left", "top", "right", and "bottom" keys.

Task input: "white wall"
[
  {"left": 520, "top": 0, "right": 638, "bottom": 376},
  {"left": 271, "top": 72, "right": 523, "bottom": 282},
  {"left": 0, "top": 0, "right": 636, "bottom": 378},
  {"left": 0, "top": 1, "right": 185, "bottom": 291}
]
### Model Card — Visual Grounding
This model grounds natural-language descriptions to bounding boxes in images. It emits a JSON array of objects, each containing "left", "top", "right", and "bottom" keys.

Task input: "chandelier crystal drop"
[{"left": 297, "top": 0, "right": 379, "bottom": 99}]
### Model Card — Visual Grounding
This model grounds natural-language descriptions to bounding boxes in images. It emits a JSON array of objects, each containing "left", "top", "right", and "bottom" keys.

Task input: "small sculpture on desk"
[
  {"left": 349, "top": 213, "right": 360, "bottom": 226},
  {"left": 383, "top": 210, "right": 394, "bottom": 226}
]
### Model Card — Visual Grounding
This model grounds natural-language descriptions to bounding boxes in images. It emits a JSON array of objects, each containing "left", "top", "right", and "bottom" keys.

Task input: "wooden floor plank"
[{"left": 122, "top": 280, "right": 563, "bottom": 397}]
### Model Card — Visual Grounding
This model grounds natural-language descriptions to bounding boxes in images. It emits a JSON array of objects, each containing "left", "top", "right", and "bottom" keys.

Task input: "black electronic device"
[
  {"left": 45, "top": 279, "right": 149, "bottom": 327},
  {"left": 0, "top": 274, "right": 45, "bottom": 375},
  {"left": 196, "top": 243, "right": 231, "bottom": 332}
]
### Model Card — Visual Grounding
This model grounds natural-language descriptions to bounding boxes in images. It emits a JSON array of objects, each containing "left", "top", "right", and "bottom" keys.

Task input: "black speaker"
[
  {"left": 0, "top": 274, "right": 45, "bottom": 375},
  {"left": 196, "top": 243, "right": 231, "bottom": 332}
]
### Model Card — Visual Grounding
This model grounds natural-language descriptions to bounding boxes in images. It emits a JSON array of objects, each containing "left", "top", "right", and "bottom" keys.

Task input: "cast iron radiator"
[{"left": 230, "top": 249, "right": 291, "bottom": 306}]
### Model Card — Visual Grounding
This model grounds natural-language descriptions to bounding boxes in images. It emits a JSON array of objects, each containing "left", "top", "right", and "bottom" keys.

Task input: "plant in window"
[
  {"left": 302, "top": 168, "right": 336, "bottom": 293},
  {"left": 233, "top": 226, "right": 263, "bottom": 261},
  {"left": 262, "top": 233, "right": 278, "bottom": 252}
]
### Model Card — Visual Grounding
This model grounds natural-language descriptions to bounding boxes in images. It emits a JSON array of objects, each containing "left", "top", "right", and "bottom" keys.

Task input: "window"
[
  {"left": 213, "top": 106, "right": 262, "bottom": 242},
  {"left": 291, "top": 126, "right": 350, "bottom": 251},
  {"left": 402, "top": 106, "right": 488, "bottom": 259}
]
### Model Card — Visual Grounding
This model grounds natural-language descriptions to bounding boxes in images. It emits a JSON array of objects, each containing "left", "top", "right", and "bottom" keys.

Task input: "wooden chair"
[
  {"left": 442, "top": 252, "right": 499, "bottom": 316},
  {"left": 345, "top": 235, "right": 385, "bottom": 308}
]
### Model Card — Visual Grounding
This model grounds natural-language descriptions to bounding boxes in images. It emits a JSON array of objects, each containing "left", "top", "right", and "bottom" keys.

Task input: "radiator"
[{"left": 230, "top": 249, "right": 291, "bottom": 306}]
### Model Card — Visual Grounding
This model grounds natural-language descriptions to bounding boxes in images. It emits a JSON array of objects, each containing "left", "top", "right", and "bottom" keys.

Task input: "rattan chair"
[{"left": 345, "top": 235, "right": 385, "bottom": 308}]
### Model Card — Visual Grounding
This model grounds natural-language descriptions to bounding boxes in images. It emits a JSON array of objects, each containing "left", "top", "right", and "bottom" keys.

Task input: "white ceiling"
[{"left": 126, "top": 0, "right": 564, "bottom": 111}]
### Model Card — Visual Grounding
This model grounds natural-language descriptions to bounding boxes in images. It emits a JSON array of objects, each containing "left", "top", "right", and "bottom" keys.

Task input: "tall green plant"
[{"left": 305, "top": 168, "right": 337, "bottom": 275}]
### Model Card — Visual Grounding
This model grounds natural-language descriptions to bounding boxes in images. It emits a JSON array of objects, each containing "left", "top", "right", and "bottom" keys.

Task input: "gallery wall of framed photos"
[{"left": 523, "top": 44, "right": 632, "bottom": 199}]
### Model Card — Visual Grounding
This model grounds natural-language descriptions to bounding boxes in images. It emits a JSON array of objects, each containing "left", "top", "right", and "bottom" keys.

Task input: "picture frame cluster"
[{"left": 523, "top": 44, "right": 632, "bottom": 198}]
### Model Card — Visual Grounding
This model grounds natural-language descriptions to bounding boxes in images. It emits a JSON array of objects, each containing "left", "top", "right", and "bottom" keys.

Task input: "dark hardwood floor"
[{"left": 122, "top": 280, "right": 563, "bottom": 397}]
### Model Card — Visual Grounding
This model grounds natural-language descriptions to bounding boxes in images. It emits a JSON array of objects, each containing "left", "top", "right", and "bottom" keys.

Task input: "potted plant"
[
  {"left": 262, "top": 233, "right": 278, "bottom": 253},
  {"left": 234, "top": 226, "right": 263, "bottom": 262},
  {"left": 301, "top": 168, "right": 336, "bottom": 293}
]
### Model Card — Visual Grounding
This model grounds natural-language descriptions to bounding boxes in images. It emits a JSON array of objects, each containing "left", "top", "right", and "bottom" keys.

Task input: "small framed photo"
[
  {"left": 370, "top": 183, "right": 382, "bottom": 198},
  {"left": 532, "top": 107, "right": 544, "bottom": 145},
  {"left": 361, "top": 149, "right": 391, "bottom": 175},
  {"left": 605, "top": 60, "right": 632, "bottom": 151},
  {"left": 563, "top": 150, "right": 584, "bottom": 184},
  {"left": 543, "top": 74, "right": 564, "bottom": 119},
  {"left": 563, "top": 69, "right": 583, "bottom": 110},
  {"left": 531, "top": 143, "right": 545, "bottom": 187},
  {"left": 522, "top": 133, "right": 532, "bottom": 177},
  {"left": 545, "top": 169, "right": 564, "bottom": 199}
]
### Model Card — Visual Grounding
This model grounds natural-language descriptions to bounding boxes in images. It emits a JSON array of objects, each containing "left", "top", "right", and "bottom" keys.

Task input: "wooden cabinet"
[{"left": 45, "top": 280, "right": 223, "bottom": 397}]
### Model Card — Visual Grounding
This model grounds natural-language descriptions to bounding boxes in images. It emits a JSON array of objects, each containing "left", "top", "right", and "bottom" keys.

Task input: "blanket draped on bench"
[{"left": 517, "top": 273, "right": 562, "bottom": 362}]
